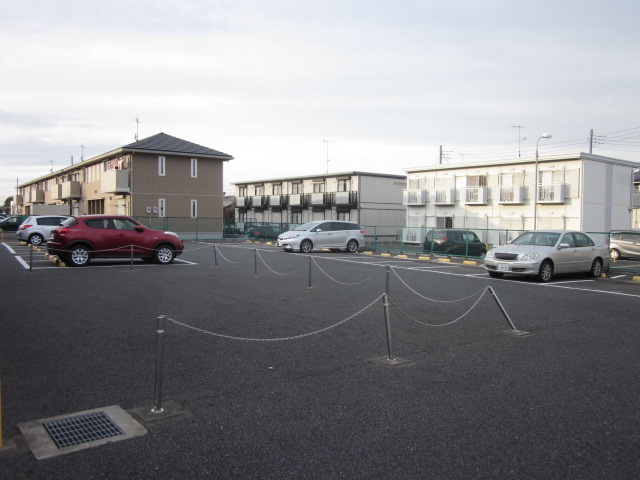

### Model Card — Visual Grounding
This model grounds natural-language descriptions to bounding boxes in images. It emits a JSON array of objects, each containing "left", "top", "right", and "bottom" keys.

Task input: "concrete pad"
[
  {"left": 129, "top": 400, "right": 191, "bottom": 427},
  {"left": 18, "top": 405, "right": 147, "bottom": 460},
  {"left": 369, "top": 356, "right": 416, "bottom": 367}
]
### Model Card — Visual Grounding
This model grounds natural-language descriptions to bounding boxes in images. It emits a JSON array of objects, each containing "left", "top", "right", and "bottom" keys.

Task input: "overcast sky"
[{"left": 1, "top": 0, "right": 639, "bottom": 202}]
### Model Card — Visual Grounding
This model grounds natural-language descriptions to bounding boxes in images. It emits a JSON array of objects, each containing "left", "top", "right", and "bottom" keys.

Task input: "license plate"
[{"left": 498, "top": 263, "right": 510, "bottom": 271}]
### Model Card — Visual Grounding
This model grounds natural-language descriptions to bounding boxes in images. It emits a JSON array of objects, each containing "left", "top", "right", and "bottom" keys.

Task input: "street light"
[{"left": 534, "top": 133, "right": 553, "bottom": 229}]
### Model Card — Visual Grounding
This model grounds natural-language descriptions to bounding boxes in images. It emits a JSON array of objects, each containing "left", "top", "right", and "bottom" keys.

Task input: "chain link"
[
  {"left": 256, "top": 250, "right": 296, "bottom": 275},
  {"left": 214, "top": 244, "right": 244, "bottom": 264},
  {"left": 312, "top": 256, "right": 384, "bottom": 285},
  {"left": 164, "top": 294, "right": 384, "bottom": 342},
  {"left": 390, "top": 288, "right": 488, "bottom": 327},
  {"left": 391, "top": 266, "right": 486, "bottom": 303}
]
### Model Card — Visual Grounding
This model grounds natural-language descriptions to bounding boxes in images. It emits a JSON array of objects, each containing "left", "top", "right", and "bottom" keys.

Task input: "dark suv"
[
  {"left": 423, "top": 229, "right": 486, "bottom": 257},
  {"left": 246, "top": 225, "right": 285, "bottom": 240},
  {"left": 47, "top": 215, "right": 184, "bottom": 267}
]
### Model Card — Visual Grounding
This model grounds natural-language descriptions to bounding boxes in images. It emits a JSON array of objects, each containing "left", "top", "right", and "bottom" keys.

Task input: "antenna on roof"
[
  {"left": 135, "top": 116, "right": 141, "bottom": 141},
  {"left": 81, "top": 143, "right": 85, "bottom": 162},
  {"left": 512, "top": 124, "right": 526, "bottom": 157},
  {"left": 323, "top": 139, "right": 332, "bottom": 174},
  {"left": 50, "top": 159, "right": 53, "bottom": 172}
]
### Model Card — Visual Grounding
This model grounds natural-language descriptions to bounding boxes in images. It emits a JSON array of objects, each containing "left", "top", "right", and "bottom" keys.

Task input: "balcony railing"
[
  {"left": 537, "top": 184, "right": 566, "bottom": 203},
  {"left": 269, "top": 195, "right": 287, "bottom": 208},
  {"left": 250, "top": 196, "right": 268, "bottom": 208},
  {"left": 499, "top": 185, "right": 525, "bottom": 204},
  {"left": 310, "top": 192, "right": 329, "bottom": 206},
  {"left": 101, "top": 169, "right": 130, "bottom": 194},
  {"left": 334, "top": 191, "right": 358, "bottom": 206},
  {"left": 464, "top": 187, "right": 487, "bottom": 205},
  {"left": 61, "top": 181, "right": 81, "bottom": 200},
  {"left": 435, "top": 188, "right": 455, "bottom": 205},
  {"left": 28, "top": 190, "right": 45, "bottom": 203},
  {"left": 402, "top": 189, "right": 427, "bottom": 206},
  {"left": 288, "top": 193, "right": 306, "bottom": 207}
]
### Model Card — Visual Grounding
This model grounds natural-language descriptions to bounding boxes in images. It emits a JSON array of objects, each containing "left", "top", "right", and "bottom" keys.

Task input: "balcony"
[
  {"left": 310, "top": 192, "right": 329, "bottom": 207},
  {"left": 250, "top": 196, "right": 268, "bottom": 209},
  {"left": 50, "top": 184, "right": 62, "bottom": 201},
  {"left": 269, "top": 195, "right": 287, "bottom": 209},
  {"left": 537, "top": 184, "right": 566, "bottom": 204},
  {"left": 464, "top": 187, "right": 487, "bottom": 205},
  {"left": 403, "top": 189, "right": 427, "bottom": 206},
  {"left": 288, "top": 194, "right": 306, "bottom": 207},
  {"left": 61, "top": 181, "right": 81, "bottom": 200},
  {"left": 28, "top": 190, "right": 45, "bottom": 203},
  {"left": 334, "top": 191, "right": 358, "bottom": 206},
  {"left": 14, "top": 195, "right": 23, "bottom": 205},
  {"left": 435, "top": 188, "right": 455, "bottom": 205},
  {"left": 101, "top": 169, "right": 130, "bottom": 194},
  {"left": 499, "top": 185, "right": 525, "bottom": 204}
]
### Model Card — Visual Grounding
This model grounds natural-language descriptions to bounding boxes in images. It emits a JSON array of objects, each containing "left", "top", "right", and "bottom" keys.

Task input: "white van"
[{"left": 277, "top": 220, "right": 365, "bottom": 253}]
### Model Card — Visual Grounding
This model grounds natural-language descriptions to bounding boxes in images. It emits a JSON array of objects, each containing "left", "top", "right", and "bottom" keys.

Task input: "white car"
[
  {"left": 483, "top": 230, "right": 609, "bottom": 282},
  {"left": 17, "top": 215, "right": 70, "bottom": 246},
  {"left": 277, "top": 220, "right": 365, "bottom": 253}
]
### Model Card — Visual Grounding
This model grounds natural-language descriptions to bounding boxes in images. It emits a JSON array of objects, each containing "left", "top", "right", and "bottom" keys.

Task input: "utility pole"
[
  {"left": 589, "top": 128, "right": 593, "bottom": 154},
  {"left": 439, "top": 145, "right": 443, "bottom": 164},
  {"left": 135, "top": 116, "right": 141, "bottom": 141},
  {"left": 512, "top": 125, "right": 526, "bottom": 158}
]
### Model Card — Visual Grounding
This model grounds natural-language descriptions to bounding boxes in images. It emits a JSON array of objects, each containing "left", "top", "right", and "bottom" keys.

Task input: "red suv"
[{"left": 47, "top": 215, "right": 185, "bottom": 267}]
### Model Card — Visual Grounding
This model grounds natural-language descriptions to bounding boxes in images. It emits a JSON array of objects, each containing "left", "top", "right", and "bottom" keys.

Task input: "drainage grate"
[{"left": 43, "top": 411, "right": 124, "bottom": 449}]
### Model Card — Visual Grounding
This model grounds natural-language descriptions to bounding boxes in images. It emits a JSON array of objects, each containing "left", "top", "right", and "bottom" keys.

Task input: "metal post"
[
  {"left": 152, "top": 315, "right": 166, "bottom": 413},
  {"left": 382, "top": 293, "right": 395, "bottom": 361},
  {"left": 28, "top": 245, "right": 33, "bottom": 274},
  {"left": 130, "top": 245, "right": 134, "bottom": 270},
  {"left": 213, "top": 244, "right": 218, "bottom": 267},
  {"left": 385, "top": 265, "right": 390, "bottom": 295},
  {"left": 487, "top": 286, "right": 519, "bottom": 331},
  {"left": 308, "top": 255, "right": 312, "bottom": 289},
  {"left": 254, "top": 248, "right": 258, "bottom": 276}
]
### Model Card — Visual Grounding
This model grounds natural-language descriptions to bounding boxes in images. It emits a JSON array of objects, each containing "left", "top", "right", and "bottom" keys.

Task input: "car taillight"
[
  {"left": 442, "top": 236, "right": 448, "bottom": 242},
  {"left": 359, "top": 230, "right": 364, "bottom": 233},
  {"left": 57, "top": 227, "right": 71, "bottom": 235},
  {"left": 19, "top": 224, "right": 32, "bottom": 231}
]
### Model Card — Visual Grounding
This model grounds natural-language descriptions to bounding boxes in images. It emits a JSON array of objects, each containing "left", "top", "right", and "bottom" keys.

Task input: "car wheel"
[
  {"left": 28, "top": 233, "right": 45, "bottom": 246},
  {"left": 536, "top": 260, "right": 553, "bottom": 282},
  {"left": 154, "top": 245, "right": 175, "bottom": 264},
  {"left": 346, "top": 239, "right": 359, "bottom": 253},
  {"left": 610, "top": 249, "right": 620, "bottom": 261},
  {"left": 488, "top": 271, "right": 504, "bottom": 278},
  {"left": 589, "top": 258, "right": 603, "bottom": 277},
  {"left": 300, "top": 239, "right": 313, "bottom": 253},
  {"left": 68, "top": 245, "right": 91, "bottom": 267}
]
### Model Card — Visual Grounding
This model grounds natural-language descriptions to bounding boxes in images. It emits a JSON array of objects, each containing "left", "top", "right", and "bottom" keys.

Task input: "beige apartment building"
[{"left": 15, "top": 133, "right": 233, "bottom": 225}]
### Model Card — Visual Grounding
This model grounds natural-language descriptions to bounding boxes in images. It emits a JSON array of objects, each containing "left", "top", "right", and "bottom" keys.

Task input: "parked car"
[
  {"left": 17, "top": 215, "right": 70, "bottom": 246},
  {"left": 608, "top": 230, "right": 640, "bottom": 260},
  {"left": 277, "top": 220, "right": 365, "bottom": 253},
  {"left": 223, "top": 226, "right": 244, "bottom": 238},
  {"left": 0, "top": 215, "right": 24, "bottom": 233},
  {"left": 246, "top": 225, "right": 285, "bottom": 240},
  {"left": 483, "top": 230, "right": 609, "bottom": 282},
  {"left": 47, "top": 215, "right": 184, "bottom": 267},
  {"left": 423, "top": 229, "right": 486, "bottom": 257}
]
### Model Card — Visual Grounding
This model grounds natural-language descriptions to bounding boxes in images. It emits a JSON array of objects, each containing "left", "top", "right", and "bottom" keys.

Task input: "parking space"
[{"left": 2, "top": 237, "right": 640, "bottom": 478}]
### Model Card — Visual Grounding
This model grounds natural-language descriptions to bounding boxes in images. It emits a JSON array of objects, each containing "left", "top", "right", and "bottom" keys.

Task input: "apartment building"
[
  {"left": 403, "top": 153, "right": 638, "bottom": 245},
  {"left": 233, "top": 171, "right": 407, "bottom": 228},
  {"left": 15, "top": 133, "right": 233, "bottom": 221}
]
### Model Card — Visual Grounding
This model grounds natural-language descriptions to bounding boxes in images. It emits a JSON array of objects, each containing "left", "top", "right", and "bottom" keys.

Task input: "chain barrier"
[
  {"left": 164, "top": 294, "right": 384, "bottom": 342},
  {"left": 256, "top": 250, "right": 296, "bottom": 276},
  {"left": 391, "top": 266, "right": 486, "bottom": 303},
  {"left": 311, "top": 256, "right": 384, "bottom": 285},
  {"left": 390, "top": 288, "right": 488, "bottom": 327},
  {"left": 213, "top": 244, "right": 244, "bottom": 264}
]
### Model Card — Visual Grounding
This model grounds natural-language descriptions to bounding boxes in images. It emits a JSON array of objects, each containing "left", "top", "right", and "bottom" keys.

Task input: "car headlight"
[
  {"left": 485, "top": 249, "right": 494, "bottom": 259},
  {"left": 519, "top": 252, "right": 539, "bottom": 261}
]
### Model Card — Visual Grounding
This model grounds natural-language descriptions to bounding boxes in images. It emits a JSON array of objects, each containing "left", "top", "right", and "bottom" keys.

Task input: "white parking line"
[{"left": 2, "top": 243, "right": 16, "bottom": 254}]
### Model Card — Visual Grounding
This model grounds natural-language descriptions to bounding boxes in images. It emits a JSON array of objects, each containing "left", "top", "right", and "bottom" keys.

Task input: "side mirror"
[
  {"left": 135, "top": 226, "right": 145, "bottom": 233},
  {"left": 315, "top": 228, "right": 322, "bottom": 232},
  {"left": 558, "top": 243, "right": 570, "bottom": 249}
]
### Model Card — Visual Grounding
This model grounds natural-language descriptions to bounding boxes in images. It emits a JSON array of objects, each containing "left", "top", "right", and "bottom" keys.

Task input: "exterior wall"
[
  {"left": 131, "top": 153, "right": 224, "bottom": 218},
  {"left": 234, "top": 172, "right": 406, "bottom": 228},
  {"left": 404, "top": 154, "right": 635, "bottom": 245}
]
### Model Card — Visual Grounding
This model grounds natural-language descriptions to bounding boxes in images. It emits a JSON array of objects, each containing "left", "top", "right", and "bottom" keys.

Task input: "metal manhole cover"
[{"left": 43, "top": 411, "right": 124, "bottom": 449}]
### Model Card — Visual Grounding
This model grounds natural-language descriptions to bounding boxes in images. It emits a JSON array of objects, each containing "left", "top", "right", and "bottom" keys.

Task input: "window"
[
  {"left": 313, "top": 182, "right": 325, "bottom": 193},
  {"left": 238, "top": 186, "right": 247, "bottom": 197},
  {"left": 272, "top": 184, "right": 282, "bottom": 195},
  {"left": 113, "top": 218, "right": 138, "bottom": 230},
  {"left": 254, "top": 185, "right": 264, "bottom": 195},
  {"left": 292, "top": 183, "right": 303, "bottom": 194},
  {"left": 337, "top": 211, "right": 350, "bottom": 221},
  {"left": 291, "top": 211, "right": 301, "bottom": 223},
  {"left": 191, "top": 200, "right": 198, "bottom": 218},
  {"left": 337, "top": 179, "right": 351, "bottom": 192},
  {"left": 466, "top": 175, "right": 487, "bottom": 187},
  {"left": 158, "top": 198, "right": 166, "bottom": 217},
  {"left": 158, "top": 156, "right": 166, "bottom": 176},
  {"left": 191, "top": 158, "right": 198, "bottom": 178}
]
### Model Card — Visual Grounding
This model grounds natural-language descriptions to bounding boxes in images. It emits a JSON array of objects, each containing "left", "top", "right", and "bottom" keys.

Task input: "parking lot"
[{"left": 1, "top": 238, "right": 640, "bottom": 478}]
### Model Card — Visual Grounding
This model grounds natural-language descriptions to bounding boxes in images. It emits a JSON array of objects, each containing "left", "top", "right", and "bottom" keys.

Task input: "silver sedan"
[{"left": 483, "top": 230, "right": 610, "bottom": 282}]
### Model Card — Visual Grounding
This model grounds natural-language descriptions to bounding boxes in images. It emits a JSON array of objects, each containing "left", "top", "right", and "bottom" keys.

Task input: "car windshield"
[
  {"left": 512, "top": 232, "right": 560, "bottom": 247},
  {"left": 293, "top": 222, "right": 321, "bottom": 231}
]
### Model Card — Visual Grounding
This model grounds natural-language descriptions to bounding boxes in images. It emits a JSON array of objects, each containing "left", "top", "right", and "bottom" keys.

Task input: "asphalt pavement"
[{"left": 1, "top": 239, "right": 639, "bottom": 479}]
